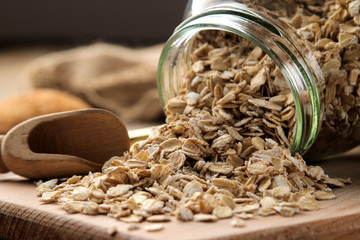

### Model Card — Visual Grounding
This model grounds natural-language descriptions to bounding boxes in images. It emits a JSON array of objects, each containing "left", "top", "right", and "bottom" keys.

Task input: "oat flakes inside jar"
[{"left": 158, "top": 0, "right": 360, "bottom": 160}]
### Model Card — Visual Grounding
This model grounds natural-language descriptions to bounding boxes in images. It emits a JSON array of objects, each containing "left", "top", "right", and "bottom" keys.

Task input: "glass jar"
[{"left": 157, "top": 0, "right": 360, "bottom": 160}]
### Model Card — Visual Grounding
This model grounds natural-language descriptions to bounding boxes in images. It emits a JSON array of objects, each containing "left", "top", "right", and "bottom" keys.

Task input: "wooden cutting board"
[{"left": 1, "top": 151, "right": 360, "bottom": 240}]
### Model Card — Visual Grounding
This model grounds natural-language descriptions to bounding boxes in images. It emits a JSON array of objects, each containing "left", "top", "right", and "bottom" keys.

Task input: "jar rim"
[{"left": 157, "top": 3, "right": 324, "bottom": 155}]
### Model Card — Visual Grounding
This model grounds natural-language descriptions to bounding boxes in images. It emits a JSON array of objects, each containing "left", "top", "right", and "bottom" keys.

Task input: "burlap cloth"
[{"left": 26, "top": 43, "right": 164, "bottom": 123}]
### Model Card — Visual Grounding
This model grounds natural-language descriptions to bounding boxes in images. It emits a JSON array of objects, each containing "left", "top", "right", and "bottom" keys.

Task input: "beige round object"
[{"left": 0, "top": 89, "right": 90, "bottom": 134}]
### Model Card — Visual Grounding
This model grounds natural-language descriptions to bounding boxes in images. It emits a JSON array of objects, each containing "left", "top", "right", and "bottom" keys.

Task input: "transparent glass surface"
[{"left": 158, "top": 0, "right": 360, "bottom": 159}]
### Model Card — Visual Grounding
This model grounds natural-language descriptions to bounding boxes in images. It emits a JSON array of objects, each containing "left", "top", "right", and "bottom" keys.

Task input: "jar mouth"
[{"left": 157, "top": 3, "right": 324, "bottom": 156}]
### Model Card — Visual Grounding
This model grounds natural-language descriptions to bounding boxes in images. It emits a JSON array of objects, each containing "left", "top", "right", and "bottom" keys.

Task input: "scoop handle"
[{"left": 0, "top": 135, "right": 9, "bottom": 173}]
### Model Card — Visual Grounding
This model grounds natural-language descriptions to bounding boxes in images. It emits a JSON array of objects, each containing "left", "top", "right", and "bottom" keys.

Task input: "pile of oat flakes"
[
  {"left": 293, "top": 0, "right": 360, "bottom": 157},
  {"left": 36, "top": 0, "right": 357, "bottom": 232}
]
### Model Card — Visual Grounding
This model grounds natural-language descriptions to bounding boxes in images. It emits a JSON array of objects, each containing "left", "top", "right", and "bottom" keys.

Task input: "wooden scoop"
[{"left": 0, "top": 109, "right": 130, "bottom": 179}]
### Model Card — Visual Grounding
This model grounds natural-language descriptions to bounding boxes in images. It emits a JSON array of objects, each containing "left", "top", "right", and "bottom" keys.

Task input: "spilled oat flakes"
[{"left": 36, "top": 0, "right": 356, "bottom": 231}]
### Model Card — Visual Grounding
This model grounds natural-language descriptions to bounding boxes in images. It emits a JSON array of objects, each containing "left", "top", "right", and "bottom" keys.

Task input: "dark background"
[{"left": 0, "top": 0, "right": 188, "bottom": 46}]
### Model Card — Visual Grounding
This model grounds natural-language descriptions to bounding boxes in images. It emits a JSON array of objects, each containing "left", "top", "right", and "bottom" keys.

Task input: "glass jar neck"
[{"left": 157, "top": 2, "right": 324, "bottom": 156}]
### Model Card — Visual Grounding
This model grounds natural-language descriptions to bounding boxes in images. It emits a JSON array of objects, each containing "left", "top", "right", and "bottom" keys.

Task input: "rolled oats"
[
  {"left": 36, "top": 0, "right": 353, "bottom": 231},
  {"left": 212, "top": 206, "right": 233, "bottom": 219},
  {"left": 40, "top": 191, "right": 61, "bottom": 203},
  {"left": 260, "top": 197, "right": 277, "bottom": 208},
  {"left": 194, "top": 213, "right": 218, "bottom": 222},
  {"left": 231, "top": 218, "right": 245, "bottom": 227},
  {"left": 298, "top": 196, "right": 319, "bottom": 211},
  {"left": 142, "top": 199, "right": 164, "bottom": 214},
  {"left": 82, "top": 201, "right": 98, "bottom": 215},
  {"left": 183, "top": 180, "right": 204, "bottom": 197},
  {"left": 146, "top": 215, "right": 171, "bottom": 222},
  {"left": 235, "top": 213, "right": 254, "bottom": 219},
  {"left": 119, "top": 215, "right": 144, "bottom": 223},
  {"left": 234, "top": 203, "right": 260, "bottom": 213},
  {"left": 258, "top": 207, "right": 276, "bottom": 216},
  {"left": 271, "top": 186, "right": 291, "bottom": 200},
  {"left": 313, "top": 191, "right": 336, "bottom": 200},
  {"left": 63, "top": 201, "right": 84, "bottom": 214},
  {"left": 177, "top": 206, "right": 194, "bottom": 221},
  {"left": 144, "top": 224, "right": 164, "bottom": 232},
  {"left": 72, "top": 187, "right": 90, "bottom": 201}
]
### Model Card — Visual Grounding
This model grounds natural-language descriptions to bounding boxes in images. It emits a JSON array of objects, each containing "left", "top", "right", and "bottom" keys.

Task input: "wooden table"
[
  {"left": 2, "top": 46, "right": 360, "bottom": 240},
  {"left": 1, "top": 150, "right": 360, "bottom": 240}
]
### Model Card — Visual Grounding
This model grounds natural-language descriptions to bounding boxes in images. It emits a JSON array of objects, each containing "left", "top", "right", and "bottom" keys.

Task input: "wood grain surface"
[
  {"left": 0, "top": 109, "right": 130, "bottom": 179},
  {"left": 1, "top": 151, "right": 360, "bottom": 240}
]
